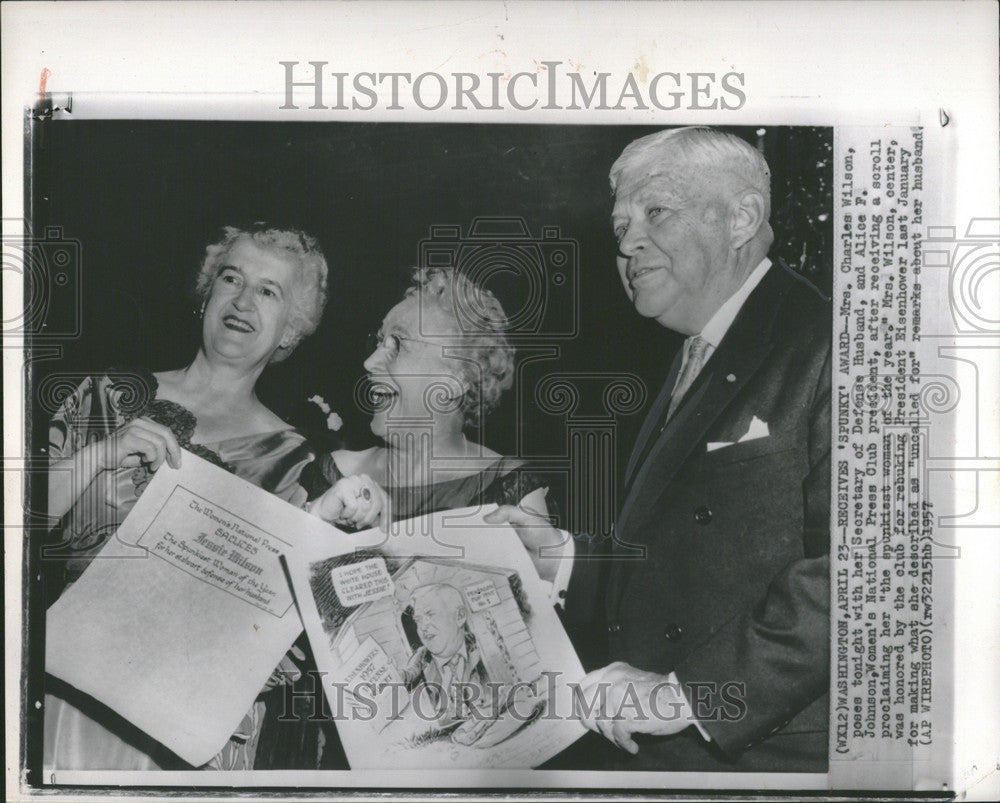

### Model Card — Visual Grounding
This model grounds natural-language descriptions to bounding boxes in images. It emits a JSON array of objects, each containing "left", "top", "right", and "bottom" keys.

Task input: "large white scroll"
[
  {"left": 44, "top": 449, "right": 349, "bottom": 766},
  {"left": 285, "top": 505, "right": 586, "bottom": 769}
]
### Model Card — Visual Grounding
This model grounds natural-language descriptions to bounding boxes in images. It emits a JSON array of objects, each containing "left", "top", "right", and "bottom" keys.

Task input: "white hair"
[
  {"left": 411, "top": 583, "right": 466, "bottom": 616},
  {"left": 609, "top": 126, "right": 771, "bottom": 218},
  {"left": 196, "top": 224, "right": 329, "bottom": 363},
  {"left": 405, "top": 267, "right": 514, "bottom": 430}
]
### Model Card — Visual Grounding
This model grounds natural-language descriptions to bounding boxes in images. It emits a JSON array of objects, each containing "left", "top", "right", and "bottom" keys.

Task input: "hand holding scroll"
[
  {"left": 308, "top": 473, "right": 390, "bottom": 531},
  {"left": 99, "top": 416, "right": 182, "bottom": 472}
]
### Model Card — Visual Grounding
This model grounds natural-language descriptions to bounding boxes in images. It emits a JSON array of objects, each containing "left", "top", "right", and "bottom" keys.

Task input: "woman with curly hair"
[
  {"left": 307, "top": 265, "right": 551, "bottom": 525},
  {"left": 43, "top": 222, "right": 378, "bottom": 772},
  {"left": 273, "top": 267, "right": 566, "bottom": 770}
]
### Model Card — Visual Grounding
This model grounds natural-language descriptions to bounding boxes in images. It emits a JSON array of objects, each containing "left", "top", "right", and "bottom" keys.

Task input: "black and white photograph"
[
  {"left": 24, "top": 119, "right": 834, "bottom": 778},
  {"left": 4, "top": 1, "right": 998, "bottom": 800}
]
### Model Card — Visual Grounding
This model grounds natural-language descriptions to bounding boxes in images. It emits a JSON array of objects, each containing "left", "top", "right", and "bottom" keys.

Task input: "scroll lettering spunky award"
[
  {"left": 44, "top": 450, "right": 346, "bottom": 766},
  {"left": 45, "top": 451, "right": 585, "bottom": 768}
]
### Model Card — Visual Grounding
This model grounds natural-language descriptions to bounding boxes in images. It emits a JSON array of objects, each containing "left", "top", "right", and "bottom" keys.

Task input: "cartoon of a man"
[{"left": 402, "top": 584, "right": 489, "bottom": 721}]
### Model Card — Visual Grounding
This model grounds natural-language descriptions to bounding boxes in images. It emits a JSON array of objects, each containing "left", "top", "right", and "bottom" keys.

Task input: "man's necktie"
[
  {"left": 441, "top": 653, "right": 466, "bottom": 693},
  {"left": 440, "top": 653, "right": 467, "bottom": 715},
  {"left": 665, "top": 335, "right": 710, "bottom": 423}
]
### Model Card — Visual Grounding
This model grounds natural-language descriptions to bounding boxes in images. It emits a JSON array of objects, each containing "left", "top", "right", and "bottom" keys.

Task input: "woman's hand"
[
  {"left": 48, "top": 417, "right": 181, "bottom": 523},
  {"left": 97, "top": 417, "right": 182, "bottom": 472},
  {"left": 309, "top": 473, "right": 390, "bottom": 531}
]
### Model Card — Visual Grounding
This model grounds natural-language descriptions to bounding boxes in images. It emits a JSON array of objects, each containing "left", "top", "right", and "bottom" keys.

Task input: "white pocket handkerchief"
[{"left": 706, "top": 416, "right": 770, "bottom": 452}]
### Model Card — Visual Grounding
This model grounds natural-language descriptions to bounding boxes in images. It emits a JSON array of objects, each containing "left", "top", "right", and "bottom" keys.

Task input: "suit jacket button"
[
  {"left": 694, "top": 506, "right": 712, "bottom": 525},
  {"left": 607, "top": 622, "right": 622, "bottom": 634},
  {"left": 664, "top": 624, "right": 684, "bottom": 642}
]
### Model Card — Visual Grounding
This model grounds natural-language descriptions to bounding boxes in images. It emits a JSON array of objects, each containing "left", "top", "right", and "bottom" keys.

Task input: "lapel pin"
[{"left": 726, "top": 373, "right": 736, "bottom": 383}]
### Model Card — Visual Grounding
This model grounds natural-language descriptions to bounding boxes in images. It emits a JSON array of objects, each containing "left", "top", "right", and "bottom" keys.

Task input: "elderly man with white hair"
[
  {"left": 402, "top": 584, "right": 490, "bottom": 723},
  {"left": 493, "top": 126, "right": 831, "bottom": 772}
]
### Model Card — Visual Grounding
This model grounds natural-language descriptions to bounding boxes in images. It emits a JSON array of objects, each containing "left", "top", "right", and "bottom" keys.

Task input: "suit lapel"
[{"left": 616, "top": 265, "right": 791, "bottom": 544}]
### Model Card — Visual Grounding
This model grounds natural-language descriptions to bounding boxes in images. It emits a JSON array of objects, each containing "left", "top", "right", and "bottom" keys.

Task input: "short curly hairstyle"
[
  {"left": 404, "top": 266, "right": 515, "bottom": 430},
  {"left": 195, "top": 223, "right": 329, "bottom": 363}
]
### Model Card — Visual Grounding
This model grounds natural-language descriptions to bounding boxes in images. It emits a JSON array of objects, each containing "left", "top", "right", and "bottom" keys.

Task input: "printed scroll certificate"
[
  {"left": 285, "top": 505, "right": 587, "bottom": 769},
  {"left": 44, "top": 450, "right": 349, "bottom": 767}
]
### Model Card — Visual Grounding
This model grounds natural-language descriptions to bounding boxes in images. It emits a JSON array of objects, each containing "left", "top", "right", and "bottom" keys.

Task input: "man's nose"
[{"left": 617, "top": 220, "right": 647, "bottom": 258}]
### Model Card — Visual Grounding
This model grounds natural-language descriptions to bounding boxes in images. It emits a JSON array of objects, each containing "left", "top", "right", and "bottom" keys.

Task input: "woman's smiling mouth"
[
  {"left": 368, "top": 379, "right": 399, "bottom": 406},
  {"left": 223, "top": 314, "right": 255, "bottom": 333}
]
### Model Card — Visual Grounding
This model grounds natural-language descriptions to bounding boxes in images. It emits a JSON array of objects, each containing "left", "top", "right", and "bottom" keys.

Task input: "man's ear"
[{"left": 730, "top": 191, "right": 767, "bottom": 249}]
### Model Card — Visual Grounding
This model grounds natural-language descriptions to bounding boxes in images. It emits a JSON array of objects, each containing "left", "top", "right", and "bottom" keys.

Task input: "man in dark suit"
[{"left": 491, "top": 126, "right": 830, "bottom": 772}]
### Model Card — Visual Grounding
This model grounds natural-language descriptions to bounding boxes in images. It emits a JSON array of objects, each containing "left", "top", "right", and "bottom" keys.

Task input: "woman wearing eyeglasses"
[
  {"left": 308, "top": 266, "right": 556, "bottom": 528},
  {"left": 258, "top": 267, "right": 569, "bottom": 770}
]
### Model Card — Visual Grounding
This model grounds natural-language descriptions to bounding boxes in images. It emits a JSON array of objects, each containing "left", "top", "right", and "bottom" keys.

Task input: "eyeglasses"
[{"left": 366, "top": 330, "right": 439, "bottom": 362}]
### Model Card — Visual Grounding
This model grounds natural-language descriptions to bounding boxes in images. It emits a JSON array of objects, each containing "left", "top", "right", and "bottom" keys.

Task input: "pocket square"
[{"left": 706, "top": 416, "right": 770, "bottom": 452}]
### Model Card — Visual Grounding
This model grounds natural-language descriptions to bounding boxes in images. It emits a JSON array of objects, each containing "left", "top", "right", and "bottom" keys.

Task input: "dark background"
[
  {"left": 23, "top": 120, "right": 831, "bottom": 779},
  {"left": 28, "top": 121, "right": 832, "bottom": 471}
]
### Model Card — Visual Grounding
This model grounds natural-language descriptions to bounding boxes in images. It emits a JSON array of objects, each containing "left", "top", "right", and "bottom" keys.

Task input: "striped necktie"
[
  {"left": 441, "top": 652, "right": 466, "bottom": 692},
  {"left": 665, "top": 335, "right": 710, "bottom": 423}
]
